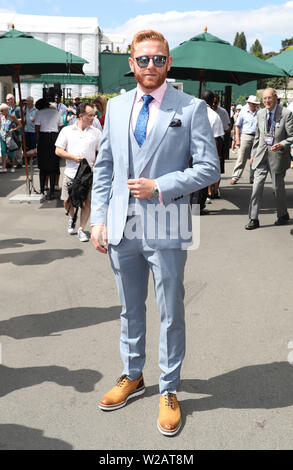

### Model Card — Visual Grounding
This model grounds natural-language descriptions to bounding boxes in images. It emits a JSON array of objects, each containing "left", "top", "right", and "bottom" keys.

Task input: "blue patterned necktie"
[
  {"left": 134, "top": 94, "right": 154, "bottom": 147},
  {"left": 267, "top": 111, "right": 272, "bottom": 132}
]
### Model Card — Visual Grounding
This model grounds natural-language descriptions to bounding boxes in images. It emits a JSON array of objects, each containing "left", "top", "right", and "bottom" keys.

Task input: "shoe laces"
[
  {"left": 116, "top": 374, "right": 128, "bottom": 387},
  {"left": 164, "top": 393, "right": 176, "bottom": 409}
]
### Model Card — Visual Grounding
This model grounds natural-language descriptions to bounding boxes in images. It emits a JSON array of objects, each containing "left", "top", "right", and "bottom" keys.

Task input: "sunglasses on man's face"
[{"left": 134, "top": 55, "right": 167, "bottom": 68}]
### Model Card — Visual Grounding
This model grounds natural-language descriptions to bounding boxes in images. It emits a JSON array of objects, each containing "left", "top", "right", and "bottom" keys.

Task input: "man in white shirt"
[
  {"left": 212, "top": 94, "right": 231, "bottom": 133},
  {"left": 195, "top": 90, "right": 224, "bottom": 210},
  {"left": 212, "top": 93, "right": 231, "bottom": 183},
  {"left": 55, "top": 102, "right": 102, "bottom": 242},
  {"left": 230, "top": 95, "right": 260, "bottom": 184},
  {"left": 206, "top": 97, "right": 225, "bottom": 139}
]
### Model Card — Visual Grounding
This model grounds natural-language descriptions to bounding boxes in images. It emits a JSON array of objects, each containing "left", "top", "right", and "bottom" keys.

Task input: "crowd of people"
[
  {"left": 1, "top": 86, "right": 293, "bottom": 235},
  {"left": 0, "top": 92, "right": 106, "bottom": 240},
  {"left": 102, "top": 44, "right": 132, "bottom": 54},
  {"left": 1, "top": 83, "right": 293, "bottom": 236}
]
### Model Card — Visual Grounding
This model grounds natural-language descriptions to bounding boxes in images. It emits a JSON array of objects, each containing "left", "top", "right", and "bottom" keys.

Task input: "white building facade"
[{"left": 0, "top": 12, "right": 125, "bottom": 101}]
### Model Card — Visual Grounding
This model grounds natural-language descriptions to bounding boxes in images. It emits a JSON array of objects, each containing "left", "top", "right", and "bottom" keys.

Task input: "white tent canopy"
[{"left": 0, "top": 11, "right": 99, "bottom": 34}]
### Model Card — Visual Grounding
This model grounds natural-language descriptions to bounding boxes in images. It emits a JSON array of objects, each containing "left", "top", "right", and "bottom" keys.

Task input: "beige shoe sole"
[
  {"left": 157, "top": 419, "right": 181, "bottom": 436},
  {"left": 98, "top": 387, "right": 145, "bottom": 411}
]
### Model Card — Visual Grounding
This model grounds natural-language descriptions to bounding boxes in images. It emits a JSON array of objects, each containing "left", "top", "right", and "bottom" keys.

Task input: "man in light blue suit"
[{"left": 91, "top": 30, "right": 220, "bottom": 436}]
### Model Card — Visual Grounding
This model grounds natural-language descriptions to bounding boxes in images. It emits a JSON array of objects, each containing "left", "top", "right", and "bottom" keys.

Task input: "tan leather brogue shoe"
[
  {"left": 157, "top": 393, "right": 181, "bottom": 436},
  {"left": 98, "top": 375, "right": 145, "bottom": 411}
]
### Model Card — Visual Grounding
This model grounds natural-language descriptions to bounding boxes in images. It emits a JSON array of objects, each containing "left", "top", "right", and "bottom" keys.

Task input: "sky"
[{"left": 0, "top": 0, "right": 293, "bottom": 53}]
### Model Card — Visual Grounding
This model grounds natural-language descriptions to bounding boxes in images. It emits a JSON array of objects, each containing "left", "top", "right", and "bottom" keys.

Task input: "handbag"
[{"left": 5, "top": 132, "right": 19, "bottom": 152}]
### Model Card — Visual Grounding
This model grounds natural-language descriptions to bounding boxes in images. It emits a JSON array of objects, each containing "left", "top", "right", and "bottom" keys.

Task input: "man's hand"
[
  {"left": 250, "top": 156, "right": 254, "bottom": 166},
  {"left": 55, "top": 146, "right": 84, "bottom": 162},
  {"left": 235, "top": 126, "right": 241, "bottom": 147},
  {"left": 127, "top": 178, "right": 156, "bottom": 199},
  {"left": 271, "top": 143, "right": 283, "bottom": 152},
  {"left": 91, "top": 224, "right": 108, "bottom": 254}
]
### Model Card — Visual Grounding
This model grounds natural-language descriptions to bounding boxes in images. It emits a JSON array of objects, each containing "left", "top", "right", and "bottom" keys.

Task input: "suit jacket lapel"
[
  {"left": 274, "top": 104, "right": 282, "bottom": 124},
  {"left": 138, "top": 84, "right": 179, "bottom": 176},
  {"left": 120, "top": 88, "right": 136, "bottom": 171},
  {"left": 260, "top": 108, "right": 266, "bottom": 134}
]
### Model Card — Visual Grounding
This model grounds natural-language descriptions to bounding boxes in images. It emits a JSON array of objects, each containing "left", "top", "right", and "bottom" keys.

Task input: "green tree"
[
  {"left": 257, "top": 50, "right": 287, "bottom": 89},
  {"left": 238, "top": 32, "right": 247, "bottom": 51},
  {"left": 257, "top": 76, "right": 289, "bottom": 91},
  {"left": 262, "top": 51, "right": 277, "bottom": 60},
  {"left": 281, "top": 37, "right": 293, "bottom": 51},
  {"left": 233, "top": 32, "right": 240, "bottom": 48},
  {"left": 250, "top": 39, "right": 263, "bottom": 58},
  {"left": 233, "top": 32, "right": 247, "bottom": 50}
]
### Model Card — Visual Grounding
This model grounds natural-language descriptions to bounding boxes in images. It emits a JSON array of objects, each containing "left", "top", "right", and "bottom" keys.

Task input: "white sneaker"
[
  {"left": 206, "top": 197, "right": 212, "bottom": 204},
  {"left": 68, "top": 217, "right": 75, "bottom": 234},
  {"left": 77, "top": 228, "right": 89, "bottom": 242},
  {"left": 0, "top": 168, "right": 7, "bottom": 173},
  {"left": 10, "top": 168, "right": 15, "bottom": 173}
]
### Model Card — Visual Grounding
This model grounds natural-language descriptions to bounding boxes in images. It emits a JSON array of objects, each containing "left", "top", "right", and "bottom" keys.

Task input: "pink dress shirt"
[
  {"left": 131, "top": 81, "right": 167, "bottom": 136},
  {"left": 131, "top": 81, "right": 167, "bottom": 203}
]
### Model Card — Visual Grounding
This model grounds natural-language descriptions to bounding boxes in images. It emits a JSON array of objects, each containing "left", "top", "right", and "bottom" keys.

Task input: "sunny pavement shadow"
[
  {"left": 0, "top": 364, "right": 102, "bottom": 397},
  {"left": 216, "top": 185, "right": 284, "bottom": 216},
  {"left": 39, "top": 198, "right": 64, "bottom": 209},
  {"left": 0, "top": 175, "right": 27, "bottom": 198},
  {"left": 0, "top": 238, "right": 46, "bottom": 249},
  {"left": 0, "top": 248, "right": 83, "bottom": 265},
  {"left": 0, "top": 306, "right": 121, "bottom": 339},
  {"left": 144, "top": 362, "right": 293, "bottom": 431},
  {"left": 180, "top": 361, "right": 293, "bottom": 414},
  {"left": 0, "top": 424, "right": 73, "bottom": 450}
]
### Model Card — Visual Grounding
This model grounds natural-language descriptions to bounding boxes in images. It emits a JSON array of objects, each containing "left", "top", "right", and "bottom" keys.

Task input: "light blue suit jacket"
[{"left": 91, "top": 83, "right": 220, "bottom": 248}]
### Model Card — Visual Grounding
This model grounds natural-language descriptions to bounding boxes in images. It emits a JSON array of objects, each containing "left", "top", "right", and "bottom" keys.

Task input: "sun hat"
[{"left": 246, "top": 95, "right": 260, "bottom": 104}]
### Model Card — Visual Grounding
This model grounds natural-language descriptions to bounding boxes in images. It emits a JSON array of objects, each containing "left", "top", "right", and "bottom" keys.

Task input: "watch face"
[{"left": 153, "top": 187, "right": 159, "bottom": 197}]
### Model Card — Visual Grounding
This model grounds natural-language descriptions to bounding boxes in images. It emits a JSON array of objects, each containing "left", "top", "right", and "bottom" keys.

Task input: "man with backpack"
[{"left": 55, "top": 102, "right": 102, "bottom": 242}]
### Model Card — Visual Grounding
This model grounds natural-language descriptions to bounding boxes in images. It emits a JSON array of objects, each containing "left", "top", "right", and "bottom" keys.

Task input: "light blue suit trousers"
[{"left": 109, "top": 216, "right": 187, "bottom": 394}]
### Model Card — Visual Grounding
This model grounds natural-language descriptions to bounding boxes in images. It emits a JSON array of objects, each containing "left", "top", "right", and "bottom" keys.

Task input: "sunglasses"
[{"left": 134, "top": 55, "right": 167, "bottom": 68}]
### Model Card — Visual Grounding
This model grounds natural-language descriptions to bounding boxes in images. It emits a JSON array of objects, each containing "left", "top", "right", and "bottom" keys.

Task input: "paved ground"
[{"left": 1, "top": 153, "right": 293, "bottom": 450}]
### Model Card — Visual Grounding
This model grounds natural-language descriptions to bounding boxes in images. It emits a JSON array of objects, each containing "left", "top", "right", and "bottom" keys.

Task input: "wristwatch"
[{"left": 152, "top": 185, "right": 159, "bottom": 198}]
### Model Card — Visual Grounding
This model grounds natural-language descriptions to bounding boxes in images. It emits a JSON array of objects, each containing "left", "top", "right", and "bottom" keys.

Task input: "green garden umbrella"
[
  {"left": 168, "top": 30, "right": 288, "bottom": 97},
  {"left": 0, "top": 26, "right": 87, "bottom": 193},
  {"left": 267, "top": 48, "right": 293, "bottom": 76},
  {"left": 0, "top": 27, "right": 87, "bottom": 76}
]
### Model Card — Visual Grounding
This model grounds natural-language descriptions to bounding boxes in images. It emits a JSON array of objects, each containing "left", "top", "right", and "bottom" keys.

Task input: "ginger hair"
[{"left": 131, "top": 30, "right": 169, "bottom": 57}]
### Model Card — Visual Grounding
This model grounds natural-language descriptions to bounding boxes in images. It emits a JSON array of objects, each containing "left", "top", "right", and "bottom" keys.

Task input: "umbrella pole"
[
  {"left": 198, "top": 80, "right": 202, "bottom": 98},
  {"left": 15, "top": 67, "right": 30, "bottom": 194},
  {"left": 198, "top": 70, "right": 205, "bottom": 98}
]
